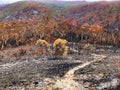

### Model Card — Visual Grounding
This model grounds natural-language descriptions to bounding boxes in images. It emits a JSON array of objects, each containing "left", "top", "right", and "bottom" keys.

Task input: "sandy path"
[{"left": 53, "top": 54, "right": 107, "bottom": 90}]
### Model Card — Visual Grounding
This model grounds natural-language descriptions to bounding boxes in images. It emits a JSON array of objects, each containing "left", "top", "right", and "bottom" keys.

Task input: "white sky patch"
[
  {"left": 0, "top": 0, "right": 118, "bottom": 4},
  {"left": 0, "top": 0, "right": 22, "bottom": 4}
]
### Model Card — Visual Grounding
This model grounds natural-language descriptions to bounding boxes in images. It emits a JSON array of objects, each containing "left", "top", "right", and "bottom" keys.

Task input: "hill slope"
[
  {"left": 0, "top": 1, "right": 52, "bottom": 21},
  {"left": 42, "top": 1, "right": 87, "bottom": 16},
  {"left": 64, "top": 1, "right": 120, "bottom": 30}
]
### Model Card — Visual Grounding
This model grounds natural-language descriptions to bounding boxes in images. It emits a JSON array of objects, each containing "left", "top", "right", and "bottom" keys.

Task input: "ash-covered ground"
[{"left": 0, "top": 44, "right": 120, "bottom": 90}]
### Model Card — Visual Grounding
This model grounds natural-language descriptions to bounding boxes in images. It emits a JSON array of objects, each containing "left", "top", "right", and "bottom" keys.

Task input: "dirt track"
[
  {"left": 0, "top": 45, "right": 120, "bottom": 90},
  {"left": 0, "top": 58, "right": 81, "bottom": 88}
]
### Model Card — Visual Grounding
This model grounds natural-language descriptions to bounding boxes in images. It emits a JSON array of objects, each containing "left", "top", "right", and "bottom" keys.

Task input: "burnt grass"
[
  {"left": 47, "top": 62, "right": 80, "bottom": 77},
  {"left": 0, "top": 45, "right": 120, "bottom": 89},
  {"left": 0, "top": 57, "right": 81, "bottom": 88},
  {"left": 74, "top": 52, "right": 120, "bottom": 89}
]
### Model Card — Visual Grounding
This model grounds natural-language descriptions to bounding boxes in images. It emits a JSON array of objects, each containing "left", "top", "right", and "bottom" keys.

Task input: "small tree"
[
  {"left": 53, "top": 38, "right": 68, "bottom": 56},
  {"left": 36, "top": 39, "right": 50, "bottom": 55},
  {"left": 114, "top": 62, "right": 120, "bottom": 78},
  {"left": 83, "top": 43, "right": 91, "bottom": 54},
  {"left": 36, "top": 39, "right": 49, "bottom": 47}
]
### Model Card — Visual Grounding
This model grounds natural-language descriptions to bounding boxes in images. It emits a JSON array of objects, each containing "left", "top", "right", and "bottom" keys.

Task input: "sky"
[{"left": 0, "top": 0, "right": 116, "bottom": 4}]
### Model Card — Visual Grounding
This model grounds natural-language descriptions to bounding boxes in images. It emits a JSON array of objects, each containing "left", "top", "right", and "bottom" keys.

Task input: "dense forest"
[{"left": 0, "top": 1, "right": 120, "bottom": 50}]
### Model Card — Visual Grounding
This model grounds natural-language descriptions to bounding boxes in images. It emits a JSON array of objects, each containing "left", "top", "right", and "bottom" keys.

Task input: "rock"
[
  {"left": 94, "top": 73, "right": 104, "bottom": 80},
  {"left": 84, "top": 82, "right": 91, "bottom": 88},
  {"left": 53, "top": 79, "right": 89, "bottom": 90},
  {"left": 53, "top": 80, "right": 64, "bottom": 89},
  {"left": 48, "top": 80, "right": 56, "bottom": 85},
  {"left": 96, "top": 78, "right": 120, "bottom": 90},
  {"left": 33, "top": 81, "right": 39, "bottom": 85}
]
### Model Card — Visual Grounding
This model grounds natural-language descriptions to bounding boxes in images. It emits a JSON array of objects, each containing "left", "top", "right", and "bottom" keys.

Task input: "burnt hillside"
[
  {"left": 63, "top": 1, "right": 120, "bottom": 30},
  {"left": 0, "top": 1, "right": 53, "bottom": 21}
]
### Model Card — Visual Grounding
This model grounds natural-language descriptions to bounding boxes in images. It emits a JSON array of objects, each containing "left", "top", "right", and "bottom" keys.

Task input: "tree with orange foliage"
[
  {"left": 0, "top": 22, "right": 14, "bottom": 49},
  {"left": 19, "top": 47, "right": 27, "bottom": 56},
  {"left": 36, "top": 39, "right": 50, "bottom": 55},
  {"left": 83, "top": 43, "right": 91, "bottom": 54},
  {"left": 36, "top": 39, "right": 49, "bottom": 47},
  {"left": 89, "top": 24, "right": 104, "bottom": 45},
  {"left": 89, "top": 24, "right": 102, "bottom": 32},
  {"left": 53, "top": 38, "right": 68, "bottom": 56},
  {"left": 81, "top": 23, "right": 90, "bottom": 29},
  {"left": 45, "top": 20, "right": 59, "bottom": 42}
]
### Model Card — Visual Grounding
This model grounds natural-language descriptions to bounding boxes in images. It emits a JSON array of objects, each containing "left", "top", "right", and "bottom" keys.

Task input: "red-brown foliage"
[
  {"left": 114, "top": 62, "right": 120, "bottom": 78},
  {"left": 0, "top": 15, "right": 120, "bottom": 50},
  {"left": 64, "top": 2, "right": 120, "bottom": 30},
  {"left": 32, "top": 48, "right": 44, "bottom": 56}
]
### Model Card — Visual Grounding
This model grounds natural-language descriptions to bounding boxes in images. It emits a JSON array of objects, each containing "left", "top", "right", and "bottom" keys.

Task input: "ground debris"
[{"left": 96, "top": 77, "right": 120, "bottom": 90}]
